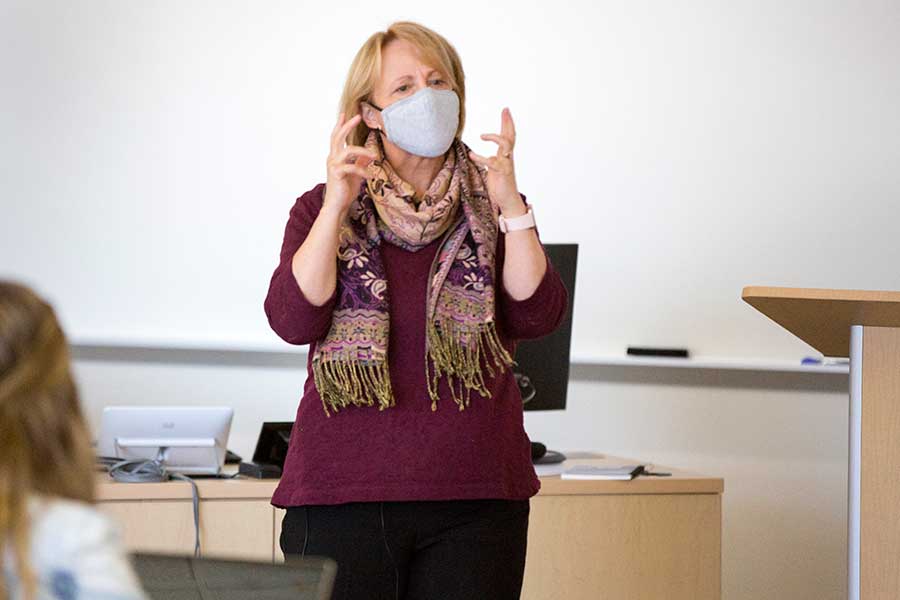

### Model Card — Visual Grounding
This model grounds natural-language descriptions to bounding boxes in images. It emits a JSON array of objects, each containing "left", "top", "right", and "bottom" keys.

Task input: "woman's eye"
[{"left": 395, "top": 85, "right": 409, "bottom": 93}]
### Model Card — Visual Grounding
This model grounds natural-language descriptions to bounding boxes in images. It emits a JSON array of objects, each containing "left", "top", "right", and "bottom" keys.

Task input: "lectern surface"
[{"left": 742, "top": 286, "right": 900, "bottom": 357}]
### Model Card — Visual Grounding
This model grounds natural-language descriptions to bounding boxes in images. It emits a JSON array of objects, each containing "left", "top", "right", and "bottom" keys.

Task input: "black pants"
[{"left": 280, "top": 498, "right": 530, "bottom": 600}]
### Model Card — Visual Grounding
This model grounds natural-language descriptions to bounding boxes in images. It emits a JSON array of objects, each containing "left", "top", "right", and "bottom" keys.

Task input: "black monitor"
[
  {"left": 252, "top": 421, "right": 292, "bottom": 467},
  {"left": 513, "top": 243, "right": 577, "bottom": 463}
]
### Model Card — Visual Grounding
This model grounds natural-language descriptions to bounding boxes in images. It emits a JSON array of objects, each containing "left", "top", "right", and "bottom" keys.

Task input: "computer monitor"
[
  {"left": 515, "top": 243, "right": 577, "bottom": 411},
  {"left": 252, "top": 421, "right": 293, "bottom": 468},
  {"left": 97, "top": 406, "right": 234, "bottom": 475},
  {"left": 514, "top": 243, "right": 577, "bottom": 463}
]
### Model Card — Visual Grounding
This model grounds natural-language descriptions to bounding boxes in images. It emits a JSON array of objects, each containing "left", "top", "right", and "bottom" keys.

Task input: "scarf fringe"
[
  {"left": 312, "top": 353, "right": 395, "bottom": 417},
  {"left": 425, "top": 319, "right": 516, "bottom": 412}
]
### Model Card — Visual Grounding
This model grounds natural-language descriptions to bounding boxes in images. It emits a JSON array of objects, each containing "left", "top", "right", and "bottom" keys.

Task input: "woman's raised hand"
[
  {"left": 289, "top": 113, "right": 375, "bottom": 305},
  {"left": 322, "top": 112, "right": 377, "bottom": 216},
  {"left": 468, "top": 107, "right": 523, "bottom": 215}
]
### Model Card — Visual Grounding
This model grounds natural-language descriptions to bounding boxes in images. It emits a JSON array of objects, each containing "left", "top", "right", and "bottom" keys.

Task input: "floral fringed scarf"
[{"left": 311, "top": 130, "right": 516, "bottom": 415}]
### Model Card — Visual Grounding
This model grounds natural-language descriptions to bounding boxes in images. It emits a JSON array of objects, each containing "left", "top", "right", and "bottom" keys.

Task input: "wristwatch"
[{"left": 498, "top": 206, "right": 536, "bottom": 233}]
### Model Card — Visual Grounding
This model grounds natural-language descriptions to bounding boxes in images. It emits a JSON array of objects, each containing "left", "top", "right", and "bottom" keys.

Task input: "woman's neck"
[{"left": 380, "top": 133, "right": 445, "bottom": 200}]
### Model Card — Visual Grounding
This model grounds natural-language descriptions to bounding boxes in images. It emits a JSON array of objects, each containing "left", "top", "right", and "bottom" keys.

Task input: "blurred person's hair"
[{"left": 0, "top": 282, "right": 95, "bottom": 600}]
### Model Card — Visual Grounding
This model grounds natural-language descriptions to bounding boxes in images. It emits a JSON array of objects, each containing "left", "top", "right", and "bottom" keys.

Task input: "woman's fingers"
[
  {"left": 468, "top": 150, "right": 498, "bottom": 170},
  {"left": 330, "top": 112, "right": 346, "bottom": 154},
  {"left": 501, "top": 107, "right": 516, "bottom": 140},
  {"left": 333, "top": 145, "right": 376, "bottom": 167},
  {"left": 479, "top": 133, "right": 513, "bottom": 156},
  {"left": 480, "top": 107, "right": 516, "bottom": 157},
  {"left": 331, "top": 114, "right": 362, "bottom": 155},
  {"left": 469, "top": 149, "right": 513, "bottom": 173},
  {"left": 335, "top": 163, "right": 369, "bottom": 180},
  {"left": 468, "top": 149, "right": 489, "bottom": 164},
  {"left": 332, "top": 112, "right": 345, "bottom": 138},
  {"left": 338, "top": 114, "right": 362, "bottom": 141},
  {"left": 329, "top": 143, "right": 374, "bottom": 175},
  {"left": 340, "top": 144, "right": 376, "bottom": 159}
]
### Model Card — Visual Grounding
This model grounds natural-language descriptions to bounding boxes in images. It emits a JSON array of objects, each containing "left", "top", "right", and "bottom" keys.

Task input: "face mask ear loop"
[{"left": 364, "top": 99, "right": 386, "bottom": 137}]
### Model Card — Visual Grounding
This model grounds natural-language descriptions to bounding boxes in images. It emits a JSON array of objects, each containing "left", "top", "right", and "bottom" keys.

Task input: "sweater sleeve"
[
  {"left": 495, "top": 193, "right": 569, "bottom": 341},
  {"left": 264, "top": 183, "right": 338, "bottom": 345}
]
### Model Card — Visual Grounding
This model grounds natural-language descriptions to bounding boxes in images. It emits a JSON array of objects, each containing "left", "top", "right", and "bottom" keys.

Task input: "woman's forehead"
[{"left": 380, "top": 39, "right": 442, "bottom": 83}]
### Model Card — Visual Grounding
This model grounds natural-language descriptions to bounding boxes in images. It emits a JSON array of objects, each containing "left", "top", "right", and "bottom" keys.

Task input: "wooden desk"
[{"left": 96, "top": 455, "right": 723, "bottom": 600}]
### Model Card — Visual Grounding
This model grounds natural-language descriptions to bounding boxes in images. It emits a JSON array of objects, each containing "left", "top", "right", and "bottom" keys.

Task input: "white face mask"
[{"left": 371, "top": 87, "right": 460, "bottom": 158}]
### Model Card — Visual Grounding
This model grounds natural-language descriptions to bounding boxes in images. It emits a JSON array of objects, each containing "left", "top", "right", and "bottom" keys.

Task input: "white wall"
[
  {"left": 3, "top": 0, "right": 899, "bottom": 358},
  {"left": 73, "top": 352, "right": 849, "bottom": 600}
]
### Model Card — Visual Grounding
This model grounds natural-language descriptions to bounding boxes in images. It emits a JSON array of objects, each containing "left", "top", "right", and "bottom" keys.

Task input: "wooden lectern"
[{"left": 742, "top": 286, "right": 900, "bottom": 600}]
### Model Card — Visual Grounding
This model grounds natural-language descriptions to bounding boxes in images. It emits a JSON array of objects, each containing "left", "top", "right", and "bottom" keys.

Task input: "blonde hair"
[
  {"left": 0, "top": 282, "right": 96, "bottom": 600},
  {"left": 338, "top": 21, "right": 467, "bottom": 147}
]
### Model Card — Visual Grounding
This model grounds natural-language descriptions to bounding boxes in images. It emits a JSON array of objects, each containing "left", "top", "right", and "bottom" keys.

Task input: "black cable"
[
  {"left": 635, "top": 465, "right": 672, "bottom": 477},
  {"left": 380, "top": 502, "right": 399, "bottom": 600},
  {"left": 301, "top": 506, "right": 309, "bottom": 558}
]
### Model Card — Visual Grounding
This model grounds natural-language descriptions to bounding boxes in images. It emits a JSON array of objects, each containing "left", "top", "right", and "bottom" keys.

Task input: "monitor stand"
[{"left": 531, "top": 441, "right": 566, "bottom": 465}]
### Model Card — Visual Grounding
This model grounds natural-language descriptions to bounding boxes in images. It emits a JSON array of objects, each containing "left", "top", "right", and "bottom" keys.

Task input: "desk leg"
[{"left": 849, "top": 325, "right": 862, "bottom": 600}]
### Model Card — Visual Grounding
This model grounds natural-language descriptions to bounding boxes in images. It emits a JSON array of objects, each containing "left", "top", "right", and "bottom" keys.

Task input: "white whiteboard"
[{"left": 2, "top": 0, "right": 899, "bottom": 362}]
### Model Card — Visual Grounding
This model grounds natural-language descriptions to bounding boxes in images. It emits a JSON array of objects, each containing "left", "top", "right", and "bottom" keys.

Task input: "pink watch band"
[{"left": 498, "top": 206, "right": 535, "bottom": 233}]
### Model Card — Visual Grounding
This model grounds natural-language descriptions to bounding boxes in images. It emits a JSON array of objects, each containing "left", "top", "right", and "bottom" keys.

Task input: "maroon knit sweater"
[{"left": 265, "top": 183, "right": 568, "bottom": 507}]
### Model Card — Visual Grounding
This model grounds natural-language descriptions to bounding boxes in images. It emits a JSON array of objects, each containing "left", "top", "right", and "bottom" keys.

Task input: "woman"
[
  {"left": 0, "top": 282, "right": 146, "bottom": 600},
  {"left": 265, "top": 21, "right": 568, "bottom": 600}
]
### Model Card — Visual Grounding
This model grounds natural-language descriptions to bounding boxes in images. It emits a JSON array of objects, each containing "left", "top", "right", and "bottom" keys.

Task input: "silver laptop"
[{"left": 131, "top": 553, "right": 336, "bottom": 600}]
